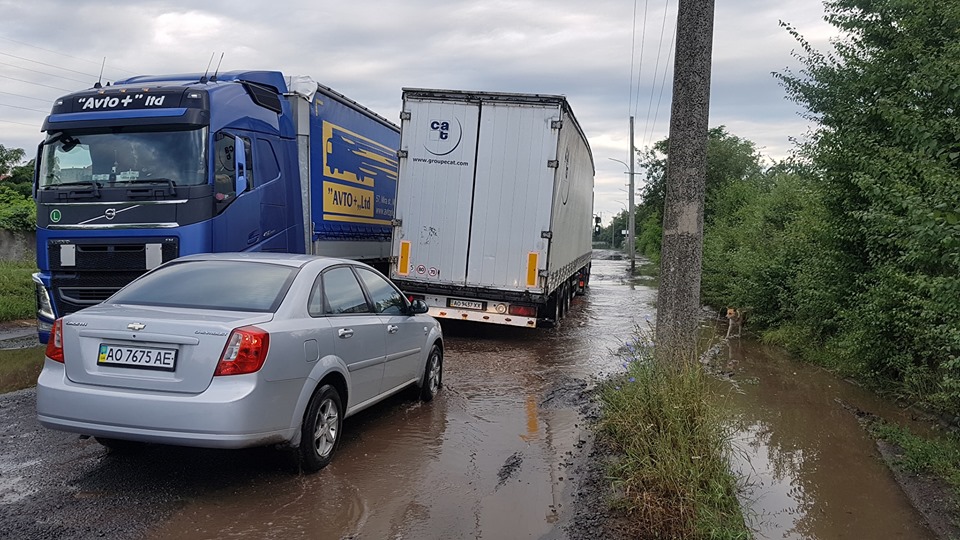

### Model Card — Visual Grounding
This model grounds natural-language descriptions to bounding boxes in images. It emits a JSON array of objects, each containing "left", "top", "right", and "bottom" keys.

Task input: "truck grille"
[
  {"left": 49, "top": 241, "right": 178, "bottom": 271},
  {"left": 48, "top": 239, "right": 179, "bottom": 316}
]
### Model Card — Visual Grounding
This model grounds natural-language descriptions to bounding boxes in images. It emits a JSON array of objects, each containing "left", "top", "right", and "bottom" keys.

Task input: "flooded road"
[
  {"left": 718, "top": 339, "right": 935, "bottom": 539},
  {"left": 150, "top": 251, "right": 658, "bottom": 539},
  {"left": 0, "top": 251, "right": 937, "bottom": 539}
]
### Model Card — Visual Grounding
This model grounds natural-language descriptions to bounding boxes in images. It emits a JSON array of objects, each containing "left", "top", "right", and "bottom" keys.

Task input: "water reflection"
[{"left": 720, "top": 340, "right": 933, "bottom": 539}]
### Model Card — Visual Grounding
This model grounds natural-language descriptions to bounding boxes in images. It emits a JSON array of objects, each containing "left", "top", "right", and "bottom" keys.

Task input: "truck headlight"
[{"left": 33, "top": 273, "right": 55, "bottom": 321}]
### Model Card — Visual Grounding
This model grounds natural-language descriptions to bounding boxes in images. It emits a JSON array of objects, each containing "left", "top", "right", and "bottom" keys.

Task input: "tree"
[
  {"left": 0, "top": 144, "right": 26, "bottom": 176},
  {"left": 777, "top": 0, "right": 960, "bottom": 411},
  {"left": 635, "top": 127, "right": 765, "bottom": 261},
  {"left": 0, "top": 146, "right": 34, "bottom": 230}
]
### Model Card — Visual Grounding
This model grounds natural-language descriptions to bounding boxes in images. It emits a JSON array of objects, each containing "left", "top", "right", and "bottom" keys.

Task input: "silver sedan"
[{"left": 36, "top": 253, "right": 443, "bottom": 471}]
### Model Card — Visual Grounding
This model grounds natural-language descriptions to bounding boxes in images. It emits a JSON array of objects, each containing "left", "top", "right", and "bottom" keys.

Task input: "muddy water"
[
  {"left": 151, "top": 252, "right": 657, "bottom": 540},
  {"left": 149, "top": 251, "right": 933, "bottom": 539},
  {"left": 718, "top": 339, "right": 935, "bottom": 539}
]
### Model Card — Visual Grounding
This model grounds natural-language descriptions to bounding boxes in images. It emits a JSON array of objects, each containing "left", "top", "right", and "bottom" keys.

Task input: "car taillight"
[
  {"left": 46, "top": 318, "right": 64, "bottom": 363},
  {"left": 508, "top": 304, "right": 537, "bottom": 317},
  {"left": 214, "top": 326, "right": 270, "bottom": 376}
]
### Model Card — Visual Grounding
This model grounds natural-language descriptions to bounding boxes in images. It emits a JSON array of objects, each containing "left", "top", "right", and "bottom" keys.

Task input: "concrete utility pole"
[
  {"left": 628, "top": 116, "right": 636, "bottom": 273},
  {"left": 655, "top": 0, "right": 715, "bottom": 358}
]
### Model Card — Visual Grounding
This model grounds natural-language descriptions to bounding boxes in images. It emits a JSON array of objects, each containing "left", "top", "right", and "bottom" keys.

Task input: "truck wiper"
[
  {"left": 121, "top": 178, "right": 177, "bottom": 196},
  {"left": 47, "top": 181, "right": 101, "bottom": 198}
]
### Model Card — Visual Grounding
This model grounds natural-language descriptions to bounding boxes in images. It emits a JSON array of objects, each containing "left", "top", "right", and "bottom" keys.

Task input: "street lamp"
[{"left": 608, "top": 154, "right": 638, "bottom": 272}]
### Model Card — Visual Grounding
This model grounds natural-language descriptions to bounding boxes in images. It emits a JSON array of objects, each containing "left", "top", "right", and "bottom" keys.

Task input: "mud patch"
[
  {"left": 563, "top": 389, "right": 636, "bottom": 540},
  {"left": 539, "top": 376, "right": 590, "bottom": 410},
  {"left": 496, "top": 452, "right": 523, "bottom": 488}
]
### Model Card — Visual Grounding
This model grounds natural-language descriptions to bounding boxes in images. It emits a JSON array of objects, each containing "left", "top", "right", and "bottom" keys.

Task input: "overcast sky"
[{"left": 0, "top": 0, "right": 837, "bottom": 224}]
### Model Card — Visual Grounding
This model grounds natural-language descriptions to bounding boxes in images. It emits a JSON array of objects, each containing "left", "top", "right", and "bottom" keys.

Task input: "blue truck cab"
[{"left": 33, "top": 71, "right": 400, "bottom": 342}]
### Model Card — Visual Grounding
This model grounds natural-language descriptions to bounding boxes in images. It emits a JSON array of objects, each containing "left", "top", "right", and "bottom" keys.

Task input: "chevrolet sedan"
[{"left": 36, "top": 253, "right": 443, "bottom": 471}]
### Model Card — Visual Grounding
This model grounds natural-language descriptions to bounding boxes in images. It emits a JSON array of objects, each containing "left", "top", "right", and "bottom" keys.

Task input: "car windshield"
[
  {"left": 38, "top": 128, "right": 208, "bottom": 188},
  {"left": 108, "top": 260, "right": 298, "bottom": 312}
]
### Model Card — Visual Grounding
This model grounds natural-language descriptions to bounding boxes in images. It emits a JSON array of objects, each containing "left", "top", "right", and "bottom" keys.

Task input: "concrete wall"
[{"left": 0, "top": 230, "right": 36, "bottom": 262}]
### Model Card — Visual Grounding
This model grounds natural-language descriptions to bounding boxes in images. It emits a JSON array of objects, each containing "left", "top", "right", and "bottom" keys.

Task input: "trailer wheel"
[
  {"left": 547, "top": 291, "right": 562, "bottom": 325},
  {"left": 562, "top": 282, "right": 572, "bottom": 315}
]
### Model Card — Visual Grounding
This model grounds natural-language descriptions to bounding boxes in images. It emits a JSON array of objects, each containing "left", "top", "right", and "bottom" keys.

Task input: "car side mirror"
[{"left": 409, "top": 299, "right": 429, "bottom": 315}]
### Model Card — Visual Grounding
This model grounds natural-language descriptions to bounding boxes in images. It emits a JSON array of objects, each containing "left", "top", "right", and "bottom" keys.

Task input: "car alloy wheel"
[
  {"left": 299, "top": 384, "right": 342, "bottom": 472},
  {"left": 421, "top": 345, "right": 442, "bottom": 402},
  {"left": 313, "top": 398, "right": 339, "bottom": 458}
]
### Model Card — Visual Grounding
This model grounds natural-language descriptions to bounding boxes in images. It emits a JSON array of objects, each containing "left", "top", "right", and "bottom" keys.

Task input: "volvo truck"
[{"left": 33, "top": 71, "right": 399, "bottom": 342}]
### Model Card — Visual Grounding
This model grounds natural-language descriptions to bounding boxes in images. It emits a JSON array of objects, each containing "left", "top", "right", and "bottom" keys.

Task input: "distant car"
[{"left": 36, "top": 253, "right": 443, "bottom": 471}]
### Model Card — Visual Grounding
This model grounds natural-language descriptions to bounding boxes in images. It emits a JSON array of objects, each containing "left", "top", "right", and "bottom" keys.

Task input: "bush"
[
  {"left": 0, "top": 260, "right": 36, "bottom": 321},
  {"left": 0, "top": 185, "right": 35, "bottom": 231}
]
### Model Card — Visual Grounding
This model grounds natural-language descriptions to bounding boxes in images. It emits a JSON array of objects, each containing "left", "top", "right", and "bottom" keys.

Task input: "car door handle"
[
  {"left": 338, "top": 328, "right": 354, "bottom": 339},
  {"left": 387, "top": 324, "right": 399, "bottom": 334}
]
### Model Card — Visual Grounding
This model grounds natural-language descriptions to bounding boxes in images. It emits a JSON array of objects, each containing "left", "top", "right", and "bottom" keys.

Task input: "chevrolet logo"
[{"left": 127, "top": 322, "right": 146, "bottom": 331}]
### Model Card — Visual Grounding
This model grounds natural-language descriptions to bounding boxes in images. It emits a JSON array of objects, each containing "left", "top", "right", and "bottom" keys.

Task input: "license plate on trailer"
[
  {"left": 448, "top": 298, "right": 486, "bottom": 310},
  {"left": 97, "top": 343, "right": 178, "bottom": 371}
]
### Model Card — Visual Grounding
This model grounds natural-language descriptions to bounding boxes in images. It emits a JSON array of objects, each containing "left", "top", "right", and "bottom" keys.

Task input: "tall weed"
[{"left": 598, "top": 330, "right": 749, "bottom": 539}]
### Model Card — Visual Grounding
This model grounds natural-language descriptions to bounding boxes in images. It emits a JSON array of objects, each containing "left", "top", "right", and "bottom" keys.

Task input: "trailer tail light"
[
  {"left": 214, "top": 326, "right": 270, "bottom": 376},
  {"left": 508, "top": 304, "right": 537, "bottom": 317},
  {"left": 46, "top": 319, "right": 64, "bottom": 363},
  {"left": 407, "top": 294, "right": 424, "bottom": 303}
]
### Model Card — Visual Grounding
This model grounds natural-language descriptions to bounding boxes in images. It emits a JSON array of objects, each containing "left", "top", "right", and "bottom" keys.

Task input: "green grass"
[
  {"left": 0, "top": 259, "right": 36, "bottom": 322},
  {"left": 0, "top": 345, "right": 44, "bottom": 393},
  {"left": 869, "top": 420, "right": 960, "bottom": 500},
  {"left": 597, "top": 331, "right": 750, "bottom": 539}
]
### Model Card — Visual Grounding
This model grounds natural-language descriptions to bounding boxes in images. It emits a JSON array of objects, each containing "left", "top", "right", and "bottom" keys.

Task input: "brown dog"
[{"left": 725, "top": 308, "right": 746, "bottom": 339}]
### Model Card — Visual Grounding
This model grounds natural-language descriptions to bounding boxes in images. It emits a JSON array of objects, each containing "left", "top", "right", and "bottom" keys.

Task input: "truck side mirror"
[{"left": 234, "top": 135, "right": 247, "bottom": 194}]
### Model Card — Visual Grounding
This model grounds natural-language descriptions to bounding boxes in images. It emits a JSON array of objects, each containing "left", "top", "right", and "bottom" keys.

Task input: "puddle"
[
  {"left": 719, "top": 339, "right": 935, "bottom": 539},
  {"left": 146, "top": 251, "right": 934, "bottom": 539},
  {"left": 151, "top": 251, "right": 657, "bottom": 539}
]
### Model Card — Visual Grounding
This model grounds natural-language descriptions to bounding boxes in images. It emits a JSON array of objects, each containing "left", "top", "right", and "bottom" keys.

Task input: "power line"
[
  {"left": 0, "top": 90, "right": 57, "bottom": 104},
  {"left": 647, "top": 22, "right": 678, "bottom": 147},
  {"left": 0, "top": 118, "right": 41, "bottom": 128},
  {"left": 0, "top": 74, "right": 74, "bottom": 93},
  {"left": 0, "top": 102, "right": 48, "bottom": 114},
  {"left": 632, "top": 0, "right": 650, "bottom": 118},
  {"left": 0, "top": 58, "right": 93, "bottom": 85},
  {"left": 0, "top": 35, "right": 137, "bottom": 77},
  {"left": 641, "top": 0, "right": 673, "bottom": 148}
]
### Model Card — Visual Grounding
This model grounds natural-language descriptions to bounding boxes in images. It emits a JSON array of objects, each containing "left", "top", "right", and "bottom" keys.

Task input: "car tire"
[
  {"left": 420, "top": 344, "right": 443, "bottom": 402},
  {"left": 298, "top": 384, "right": 343, "bottom": 472},
  {"left": 95, "top": 436, "right": 144, "bottom": 453}
]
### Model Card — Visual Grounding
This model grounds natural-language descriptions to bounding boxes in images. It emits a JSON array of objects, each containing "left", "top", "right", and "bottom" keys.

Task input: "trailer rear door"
[
  {"left": 466, "top": 103, "right": 558, "bottom": 292},
  {"left": 393, "top": 98, "right": 480, "bottom": 285}
]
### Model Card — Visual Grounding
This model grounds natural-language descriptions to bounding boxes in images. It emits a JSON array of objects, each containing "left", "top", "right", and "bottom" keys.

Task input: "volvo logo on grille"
[
  {"left": 127, "top": 322, "right": 146, "bottom": 331},
  {"left": 104, "top": 208, "right": 117, "bottom": 220}
]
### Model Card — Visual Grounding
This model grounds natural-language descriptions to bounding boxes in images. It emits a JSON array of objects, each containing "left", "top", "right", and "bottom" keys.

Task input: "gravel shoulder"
[{"left": 0, "top": 319, "right": 39, "bottom": 350}]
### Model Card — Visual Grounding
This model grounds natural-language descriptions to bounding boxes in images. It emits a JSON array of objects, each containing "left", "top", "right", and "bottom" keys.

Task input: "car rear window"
[{"left": 108, "top": 260, "right": 298, "bottom": 312}]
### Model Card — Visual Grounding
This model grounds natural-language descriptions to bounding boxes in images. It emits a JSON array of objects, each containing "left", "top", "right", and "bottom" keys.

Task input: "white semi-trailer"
[{"left": 389, "top": 88, "right": 594, "bottom": 328}]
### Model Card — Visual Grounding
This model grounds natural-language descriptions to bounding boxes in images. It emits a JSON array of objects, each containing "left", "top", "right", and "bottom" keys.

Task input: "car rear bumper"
[{"left": 36, "top": 359, "right": 300, "bottom": 449}]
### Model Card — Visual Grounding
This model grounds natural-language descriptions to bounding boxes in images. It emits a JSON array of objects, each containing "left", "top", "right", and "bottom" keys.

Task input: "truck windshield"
[{"left": 38, "top": 128, "right": 208, "bottom": 188}]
